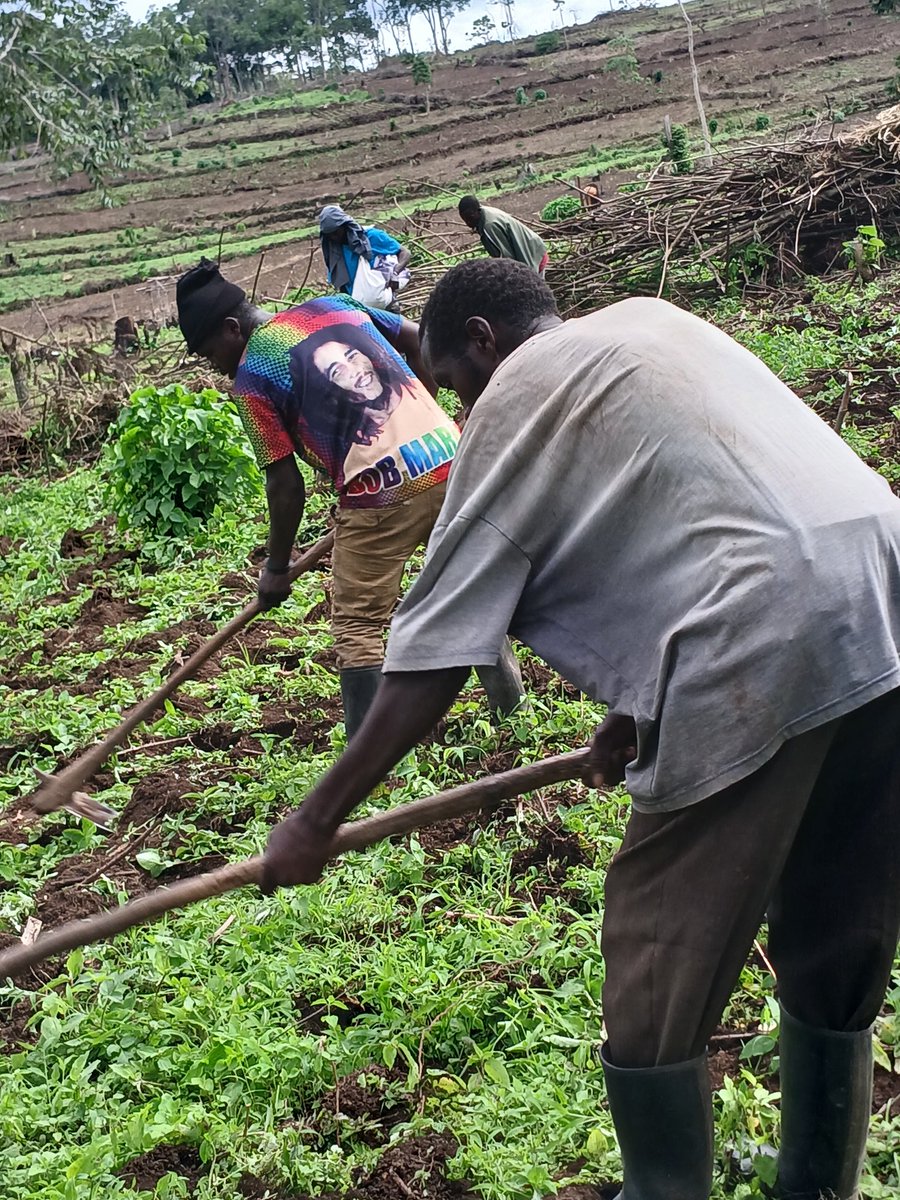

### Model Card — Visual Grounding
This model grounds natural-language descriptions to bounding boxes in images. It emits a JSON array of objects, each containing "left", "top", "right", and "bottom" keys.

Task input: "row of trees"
[{"left": 0, "top": 0, "right": 530, "bottom": 186}]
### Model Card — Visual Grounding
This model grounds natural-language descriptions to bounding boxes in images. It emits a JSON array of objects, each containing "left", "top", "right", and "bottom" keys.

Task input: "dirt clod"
[
  {"left": 118, "top": 1143, "right": 207, "bottom": 1193},
  {"left": 315, "top": 1063, "right": 410, "bottom": 1147},
  {"left": 0, "top": 997, "right": 36, "bottom": 1054}
]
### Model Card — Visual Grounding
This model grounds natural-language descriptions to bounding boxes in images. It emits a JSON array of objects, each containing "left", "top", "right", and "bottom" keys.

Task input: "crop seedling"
[
  {"left": 755, "top": 114, "right": 771, "bottom": 131},
  {"left": 515, "top": 86, "right": 528, "bottom": 105},
  {"left": 844, "top": 223, "right": 886, "bottom": 271},
  {"left": 534, "top": 88, "right": 548, "bottom": 101}
]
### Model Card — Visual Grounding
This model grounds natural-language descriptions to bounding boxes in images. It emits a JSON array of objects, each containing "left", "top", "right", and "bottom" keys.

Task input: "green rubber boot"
[
  {"left": 601, "top": 1045, "right": 714, "bottom": 1199},
  {"left": 339, "top": 666, "right": 382, "bottom": 741},
  {"left": 776, "top": 1006, "right": 873, "bottom": 1200}
]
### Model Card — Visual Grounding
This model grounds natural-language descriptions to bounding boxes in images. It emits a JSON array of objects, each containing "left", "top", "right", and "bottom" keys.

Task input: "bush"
[
  {"left": 515, "top": 86, "right": 528, "bottom": 105},
  {"left": 755, "top": 113, "right": 771, "bottom": 131},
  {"left": 534, "top": 88, "right": 548, "bottom": 101},
  {"left": 534, "top": 31, "right": 560, "bottom": 55},
  {"left": 652, "top": 69, "right": 663, "bottom": 84},
  {"left": 663, "top": 123, "right": 693, "bottom": 174},
  {"left": 103, "top": 384, "right": 262, "bottom": 539},
  {"left": 541, "top": 195, "right": 581, "bottom": 221},
  {"left": 708, "top": 117, "right": 718, "bottom": 136}
]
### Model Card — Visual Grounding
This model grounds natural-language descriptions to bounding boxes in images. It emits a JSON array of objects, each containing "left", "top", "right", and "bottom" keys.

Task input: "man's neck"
[{"left": 247, "top": 306, "right": 272, "bottom": 336}]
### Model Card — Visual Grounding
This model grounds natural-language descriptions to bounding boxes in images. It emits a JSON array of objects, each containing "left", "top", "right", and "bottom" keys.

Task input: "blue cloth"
[{"left": 342, "top": 226, "right": 402, "bottom": 287}]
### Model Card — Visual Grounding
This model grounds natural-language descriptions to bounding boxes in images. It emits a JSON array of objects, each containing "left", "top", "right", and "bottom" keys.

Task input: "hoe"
[{"left": 0, "top": 748, "right": 590, "bottom": 979}]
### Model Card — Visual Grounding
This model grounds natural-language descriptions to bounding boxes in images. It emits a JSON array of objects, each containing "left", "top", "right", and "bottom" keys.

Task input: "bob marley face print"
[
  {"left": 232, "top": 296, "right": 460, "bottom": 509},
  {"left": 312, "top": 339, "right": 382, "bottom": 404}
]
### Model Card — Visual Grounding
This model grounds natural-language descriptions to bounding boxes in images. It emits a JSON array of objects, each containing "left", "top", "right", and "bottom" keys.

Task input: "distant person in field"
[
  {"left": 458, "top": 194, "right": 548, "bottom": 275},
  {"left": 262, "top": 259, "right": 900, "bottom": 1200},
  {"left": 318, "top": 205, "right": 411, "bottom": 311},
  {"left": 175, "top": 259, "right": 523, "bottom": 738}
]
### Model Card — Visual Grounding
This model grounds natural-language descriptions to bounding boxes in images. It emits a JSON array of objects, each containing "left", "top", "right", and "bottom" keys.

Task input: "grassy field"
[{"left": 1, "top": 272, "right": 898, "bottom": 1200}]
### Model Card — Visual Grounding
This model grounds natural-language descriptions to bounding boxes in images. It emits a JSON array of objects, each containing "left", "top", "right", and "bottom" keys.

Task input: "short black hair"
[
  {"left": 420, "top": 258, "right": 559, "bottom": 361},
  {"left": 458, "top": 194, "right": 481, "bottom": 218}
]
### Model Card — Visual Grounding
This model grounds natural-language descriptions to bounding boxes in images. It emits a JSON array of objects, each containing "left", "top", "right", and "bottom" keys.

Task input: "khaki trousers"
[{"left": 331, "top": 482, "right": 447, "bottom": 670}]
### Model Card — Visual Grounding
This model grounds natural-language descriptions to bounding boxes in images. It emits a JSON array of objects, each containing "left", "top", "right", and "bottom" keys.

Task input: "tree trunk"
[
  {"left": 425, "top": 83, "right": 431, "bottom": 114},
  {"left": 0, "top": 333, "right": 30, "bottom": 412},
  {"left": 678, "top": 0, "right": 712, "bottom": 165}
]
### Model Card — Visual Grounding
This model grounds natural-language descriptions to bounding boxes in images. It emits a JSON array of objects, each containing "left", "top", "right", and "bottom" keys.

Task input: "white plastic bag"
[{"left": 350, "top": 256, "right": 394, "bottom": 309}]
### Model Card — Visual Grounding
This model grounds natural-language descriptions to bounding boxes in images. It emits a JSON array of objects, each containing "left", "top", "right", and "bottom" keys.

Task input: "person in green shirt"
[{"left": 458, "top": 195, "right": 548, "bottom": 274}]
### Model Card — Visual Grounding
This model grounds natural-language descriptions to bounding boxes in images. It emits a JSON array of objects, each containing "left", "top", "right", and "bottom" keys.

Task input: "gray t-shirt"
[{"left": 384, "top": 298, "right": 900, "bottom": 812}]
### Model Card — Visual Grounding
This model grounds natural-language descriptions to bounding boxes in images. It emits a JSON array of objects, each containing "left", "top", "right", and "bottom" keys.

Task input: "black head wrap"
[{"left": 176, "top": 258, "right": 246, "bottom": 353}]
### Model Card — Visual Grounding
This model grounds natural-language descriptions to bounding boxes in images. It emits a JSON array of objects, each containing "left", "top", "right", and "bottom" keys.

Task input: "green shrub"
[
  {"left": 652, "top": 69, "right": 663, "bottom": 84},
  {"left": 708, "top": 117, "right": 718, "bottom": 136},
  {"left": 541, "top": 195, "right": 581, "bottom": 221},
  {"left": 515, "top": 86, "right": 528, "bottom": 105},
  {"left": 755, "top": 113, "right": 770, "bottom": 131},
  {"left": 534, "top": 88, "right": 548, "bottom": 101},
  {"left": 534, "top": 31, "right": 560, "bottom": 55},
  {"left": 103, "top": 384, "right": 262, "bottom": 538},
  {"left": 663, "top": 123, "right": 693, "bottom": 174}
]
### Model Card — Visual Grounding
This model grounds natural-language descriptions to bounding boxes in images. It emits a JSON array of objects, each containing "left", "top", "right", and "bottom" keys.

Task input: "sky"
[{"left": 121, "top": 0, "right": 618, "bottom": 53}]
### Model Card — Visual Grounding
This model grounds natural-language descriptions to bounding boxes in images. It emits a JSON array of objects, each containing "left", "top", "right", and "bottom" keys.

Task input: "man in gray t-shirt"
[{"left": 261, "top": 261, "right": 900, "bottom": 1200}]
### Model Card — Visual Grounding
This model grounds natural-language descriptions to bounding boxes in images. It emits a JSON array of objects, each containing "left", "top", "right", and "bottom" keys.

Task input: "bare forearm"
[
  {"left": 265, "top": 458, "right": 305, "bottom": 568},
  {"left": 302, "top": 668, "right": 469, "bottom": 830}
]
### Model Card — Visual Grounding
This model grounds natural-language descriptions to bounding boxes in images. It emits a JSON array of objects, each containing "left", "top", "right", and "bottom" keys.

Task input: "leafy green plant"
[
  {"left": 534, "top": 88, "right": 548, "bottom": 101},
  {"left": 515, "top": 86, "right": 528, "bottom": 105},
  {"left": 534, "top": 31, "right": 560, "bottom": 55},
  {"left": 755, "top": 113, "right": 771, "bottom": 131},
  {"left": 844, "top": 224, "right": 886, "bottom": 270},
  {"left": 708, "top": 117, "right": 718, "bottom": 136},
  {"left": 102, "top": 383, "right": 262, "bottom": 538},
  {"left": 663, "top": 124, "right": 693, "bottom": 175},
  {"left": 541, "top": 195, "right": 581, "bottom": 221}
]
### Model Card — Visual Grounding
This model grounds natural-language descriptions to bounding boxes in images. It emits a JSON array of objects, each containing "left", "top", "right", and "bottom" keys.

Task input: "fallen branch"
[{"left": 0, "top": 748, "right": 590, "bottom": 979}]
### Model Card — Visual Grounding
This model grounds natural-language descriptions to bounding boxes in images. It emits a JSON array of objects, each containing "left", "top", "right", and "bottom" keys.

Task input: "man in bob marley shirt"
[{"left": 175, "top": 259, "right": 523, "bottom": 736}]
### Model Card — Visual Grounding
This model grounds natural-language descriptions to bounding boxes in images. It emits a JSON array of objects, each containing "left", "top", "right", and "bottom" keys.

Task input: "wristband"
[{"left": 265, "top": 561, "right": 290, "bottom": 575}]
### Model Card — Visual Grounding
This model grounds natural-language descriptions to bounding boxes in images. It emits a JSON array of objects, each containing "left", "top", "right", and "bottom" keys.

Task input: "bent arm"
[
  {"left": 265, "top": 454, "right": 305, "bottom": 568},
  {"left": 261, "top": 667, "right": 469, "bottom": 889}
]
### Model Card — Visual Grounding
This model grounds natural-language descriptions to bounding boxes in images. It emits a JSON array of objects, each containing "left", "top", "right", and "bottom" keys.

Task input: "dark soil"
[
  {"left": 348, "top": 1133, "right": 474, "bottom": 1199},
  {"left": 0, "top": 997, "right": 36, "bottom": 1054},
  {"left": 0, "top": 931, "right": 63, "bottom": 989},
  {"left": 556, "top": 1186, "right": 620, "bottom": 1200},
  {"left": 312, "top": 1063, "right": 411, "bottom": 1147},
  {"left": 118, "top": 1143, "right": 207, "bottom": 1193},
  {"left": 707, "top": 1045, "right": 745, "bottom": 1092},
  {"left": 40, "top": 586, "right": 149, "bottom": 656},
  {"left": 872, "top": 1064, "right": 900, "bottom": 1112},
  {"left": 119, "top": 767, "right": 197, "bottom": 826},
  {"left": 509, "top": 819, "right": 591, "bottom": 905}
]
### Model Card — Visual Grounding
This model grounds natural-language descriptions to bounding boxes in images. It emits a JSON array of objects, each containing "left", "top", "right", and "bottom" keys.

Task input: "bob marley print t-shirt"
[{"left": 233, "top": 296, "right": 459, "bottom": 509}]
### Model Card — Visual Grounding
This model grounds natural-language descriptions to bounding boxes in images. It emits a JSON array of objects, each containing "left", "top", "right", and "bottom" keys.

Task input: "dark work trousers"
[{"left": 601, "top": 688, "right": 900, "bottom": 1068}]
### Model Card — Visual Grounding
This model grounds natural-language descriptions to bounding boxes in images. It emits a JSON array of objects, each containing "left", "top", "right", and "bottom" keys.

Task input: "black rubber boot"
[
  {"left": 339, "top": 666, "right": 382, "bottom": 741},
  {"left": 775, "top": 1006, "right": 873, "bottom": 1200},
  {"left": 601, "top": 1045, "right": 714, "bottom": 1199},
  {"left": 474, "top": 639, "right": 525, "bottom": 718}
]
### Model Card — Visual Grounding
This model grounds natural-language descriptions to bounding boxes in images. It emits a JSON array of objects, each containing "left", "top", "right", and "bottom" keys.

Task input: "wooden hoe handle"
[
  {"left": 0, "top": 748, "right": 590, "bottom": 979},
  {"left": 29, "top": 531, "right": 335, "bottom": 817}
]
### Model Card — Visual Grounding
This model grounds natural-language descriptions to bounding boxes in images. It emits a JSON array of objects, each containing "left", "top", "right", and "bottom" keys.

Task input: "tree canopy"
[{"left": 0, "top": 0, "right": 205, "bottom": 190}]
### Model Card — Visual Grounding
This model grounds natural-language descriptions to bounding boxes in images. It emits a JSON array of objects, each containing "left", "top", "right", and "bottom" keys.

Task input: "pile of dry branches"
[{"left": 541, "top": 105, "right": 900, "bottom": 314}]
